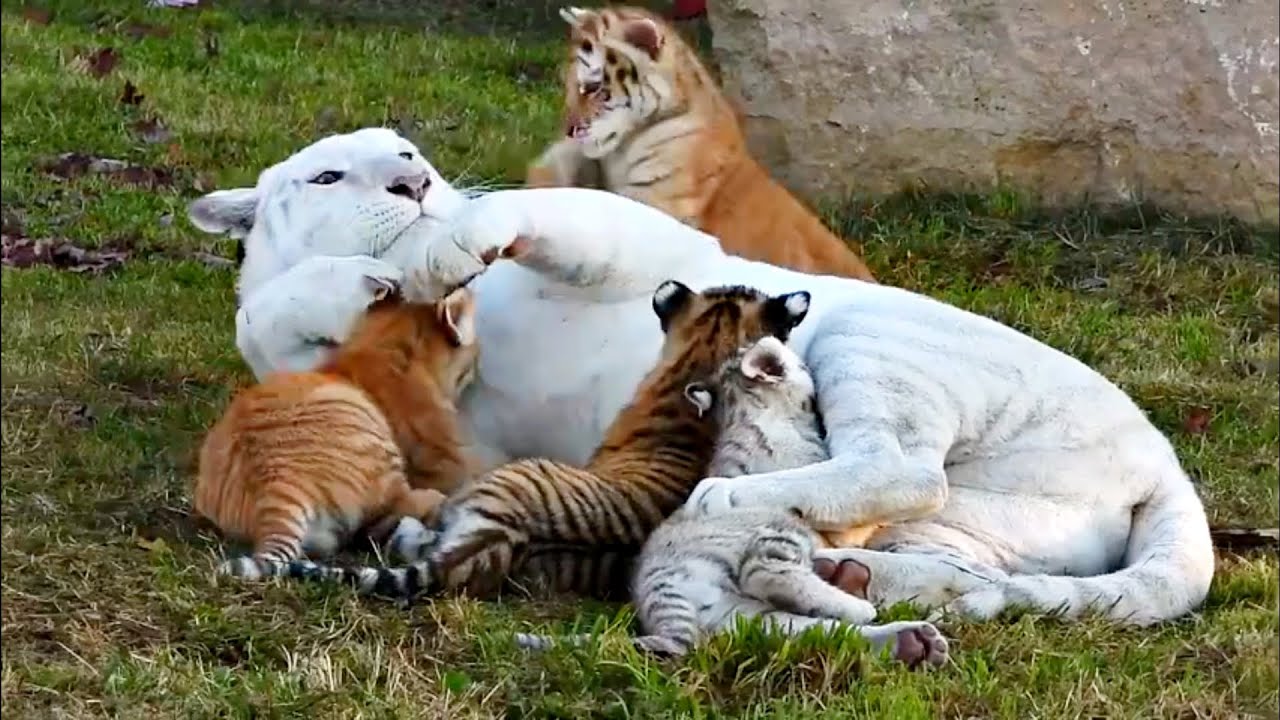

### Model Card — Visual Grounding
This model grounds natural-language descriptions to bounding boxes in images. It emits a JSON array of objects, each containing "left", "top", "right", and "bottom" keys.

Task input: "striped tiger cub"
[
  {"left": 513, "top": 336, "right": 945, "bottom": 668},
  {"left": 236, "top": 281, "right": 813, "bottom": 599},
  {"left": 526, "top": 5, "right": 876, "bottom": 281},
  {"left": 197, "top": 284, "right": 480, "bottom": 576}
]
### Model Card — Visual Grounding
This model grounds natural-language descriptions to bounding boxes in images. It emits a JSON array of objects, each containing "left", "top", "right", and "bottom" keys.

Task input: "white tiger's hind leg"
[
  {"left": 812, "top": 547, "right": 1006, "bottom": 612},
  {"left": 742, "top": 563, "right": 878, "bottom": 626}
]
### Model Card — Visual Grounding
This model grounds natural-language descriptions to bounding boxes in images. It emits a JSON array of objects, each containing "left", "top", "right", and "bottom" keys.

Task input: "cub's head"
[
  {"left": 683, "top": 336, "right": 818, "bottom": 420},
  {"left": 342, "top": 285, "right": 480, "bottom": 399},
  {"left": 187, "top": 128, "right": 468, "bottom": 301},
  {"left": 558, "top": 6, "right": 705, "bottom": 158},
  {"left": 650, "top": 280, "right": 811, "bottom": 381}
]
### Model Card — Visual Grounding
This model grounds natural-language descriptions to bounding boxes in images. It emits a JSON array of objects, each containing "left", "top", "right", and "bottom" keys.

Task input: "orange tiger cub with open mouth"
[{"left": 527, "top": 5, "right": 876, "bottom": 282}]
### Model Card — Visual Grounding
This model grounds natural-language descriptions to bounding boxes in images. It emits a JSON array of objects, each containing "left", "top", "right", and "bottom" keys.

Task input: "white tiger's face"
[{"left": 188, "top": 127, "right": 468, "bottom": 299}]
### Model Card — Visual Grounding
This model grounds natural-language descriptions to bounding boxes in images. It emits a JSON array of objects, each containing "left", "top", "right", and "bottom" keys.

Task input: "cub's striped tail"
[
  {"left": 218, "top": 556, "right": 436, "bottom": 601},
  {"left": 513, "top": 632, "right": 690, "bottom": 657}
]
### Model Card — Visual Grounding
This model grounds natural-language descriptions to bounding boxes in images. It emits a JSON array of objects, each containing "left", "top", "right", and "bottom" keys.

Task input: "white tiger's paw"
[
  {"left": 874, "top": 621, "right": 949, "bottom": 669},
  {"left": 685, "top": 476, "right": 780, "bottom": 517},
  {"left": 426, "top": 195, "right": 532, "bottom": 289},
  {"left": 385, "top": 517, "right": 436, "bottom": 562}
]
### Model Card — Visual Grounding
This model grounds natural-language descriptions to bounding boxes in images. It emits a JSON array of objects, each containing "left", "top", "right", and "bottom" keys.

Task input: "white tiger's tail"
[{"left": 947, "top": 476, "right": 1215, "bottom": 626}]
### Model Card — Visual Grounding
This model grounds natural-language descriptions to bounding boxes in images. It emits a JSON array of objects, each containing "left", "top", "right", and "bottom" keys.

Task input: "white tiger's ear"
[
  {"left": 439, "top": 287, "right": 477, "bottom": 347},
  {"left": 188, "top": 188, "right": 258, "bottom": 239},
  {"left": 741, "top": 337, "right": 788, "bottom": 384},
  {"left": 684, "top": 382, "right": 714, "bottom": 416}
]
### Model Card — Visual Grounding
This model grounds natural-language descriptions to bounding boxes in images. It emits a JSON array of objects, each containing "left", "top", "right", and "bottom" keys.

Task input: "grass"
[{"left": 2, "top": 1, "right": 1277, "bottom": 717}]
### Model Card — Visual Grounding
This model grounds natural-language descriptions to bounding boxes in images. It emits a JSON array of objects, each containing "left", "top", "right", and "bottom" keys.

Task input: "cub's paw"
[{"left": 385, "top": 517, "right": 437, "bottom": 563}]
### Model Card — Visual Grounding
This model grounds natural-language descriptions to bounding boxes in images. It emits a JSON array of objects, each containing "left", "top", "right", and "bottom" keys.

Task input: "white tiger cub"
[{"left": 515, "top": 337, "right": 948, "bottom": 667}]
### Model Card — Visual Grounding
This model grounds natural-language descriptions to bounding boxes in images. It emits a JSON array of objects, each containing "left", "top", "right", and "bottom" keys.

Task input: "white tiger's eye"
[{"left": 309, "top": 171, "right": 344, "bottom": 185}]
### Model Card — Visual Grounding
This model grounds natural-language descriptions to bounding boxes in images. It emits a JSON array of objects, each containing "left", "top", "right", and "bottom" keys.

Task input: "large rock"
[{"left": 708, "top": 0, "right": 1279, "bottom": 225}]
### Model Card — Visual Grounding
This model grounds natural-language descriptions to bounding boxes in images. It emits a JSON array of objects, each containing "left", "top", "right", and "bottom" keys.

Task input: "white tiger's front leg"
[
  {"left": 425, "top": 188, "right": 723, "bottom": 298},
  {"left": 236, "top": 255, "right": 403, "bottom": 378},
  {"left": 686, "top": 443, "right": 950, "bottom": 532},
  {"left": 686, "top": 317, "right": 957, "bottom": 529}
]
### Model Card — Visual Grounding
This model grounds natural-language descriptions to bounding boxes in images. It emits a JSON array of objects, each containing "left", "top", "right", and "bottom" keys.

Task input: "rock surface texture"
[{"left": 708, "top": 0, "right": 1279, "bottom": 225}]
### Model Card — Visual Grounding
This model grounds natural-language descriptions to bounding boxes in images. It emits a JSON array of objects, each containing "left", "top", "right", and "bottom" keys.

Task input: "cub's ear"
[
  {"left": 762, "top": 290, "right": 810, "bottom": 340},
  {"left": 652, "top": 280, "right": 694, "bottom": 332},
  {"left": 740, "top": 336, "right": 788, "bottom": 383},
  {"left": 558, "top": 6, "right": 592, "bottom": 27},
  {"left": 439, "top": 287, "right": 477, "bottom": 347},
  {"left": 188, "top": 188, "right": 258, "bottom": 239},
  {"left": 621, "top": 18, "right": 664, "bottom": 60},
  {"left": 683, "top": 382, "right": 714, "bottom": 416},
  {"left": 363, "top": 275, "right": 401, "bottom": 304}
]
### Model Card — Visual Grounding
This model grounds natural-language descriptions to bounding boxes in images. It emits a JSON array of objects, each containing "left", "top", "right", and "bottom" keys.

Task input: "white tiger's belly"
[{"left": 460, "top": 264, "right": 665, "bottom": 466}]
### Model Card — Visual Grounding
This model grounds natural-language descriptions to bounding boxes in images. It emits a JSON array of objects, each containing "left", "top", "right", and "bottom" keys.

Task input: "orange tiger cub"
[
  {"left": 195, "top": 284, "right": 479, "bottom": 576},
  {"left": 527, "top": 5, "right": 876, "bottom": 283}
]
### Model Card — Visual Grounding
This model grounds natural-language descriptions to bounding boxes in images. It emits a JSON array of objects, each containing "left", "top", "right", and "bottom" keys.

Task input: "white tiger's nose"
[{"left": 387, "top": 172, "right": 430, "bottom": 203}]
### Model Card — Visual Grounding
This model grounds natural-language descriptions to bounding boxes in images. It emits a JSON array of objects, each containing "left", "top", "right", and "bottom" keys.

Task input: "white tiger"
[{"left": 189, "top": 128, "right": 1215, "bottom": 628}]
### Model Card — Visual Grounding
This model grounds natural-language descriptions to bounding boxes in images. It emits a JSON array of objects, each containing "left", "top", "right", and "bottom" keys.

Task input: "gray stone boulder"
[{"left": 708, "top": 0, "right": 1279, "bottom": 225}]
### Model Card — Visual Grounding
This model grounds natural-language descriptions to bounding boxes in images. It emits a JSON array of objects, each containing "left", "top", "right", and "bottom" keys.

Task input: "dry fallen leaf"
[
  {"left": 120, "top": 80, "right": 145, "bottom": 106},
  {"left": 131, "top": 116, "right": 172, "bottom": 144},
  {"left": 21, "top": 6, "right": 52, "bottom": 24},
  {"left": 124, "top": 22, "right": 173, "bottom": 40},
  {"left": 2, "top": 235, "right": 131, "bottom": 274},
  {"left": 38, "top": 152, "right": 178, "bottom": 189},
  {"left": 79, "top": 47, "right": 120, "bottom": 79},
  {"left": 1181, "top": 406, "right": 1212, "bottom": 436}
]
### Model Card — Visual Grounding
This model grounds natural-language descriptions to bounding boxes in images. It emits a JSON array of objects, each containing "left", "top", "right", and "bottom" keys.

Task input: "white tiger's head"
[
  {"left": 188, "top": 127, "right": 468, "bottom": 300},
  {"left": 558, "top": 6, "right": 679, "bottom": 159}
]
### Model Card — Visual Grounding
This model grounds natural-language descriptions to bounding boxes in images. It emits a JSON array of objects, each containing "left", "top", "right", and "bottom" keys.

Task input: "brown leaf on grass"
[
  {"left": 38, "top": 153, "right": 177, "bottom": 189},
  {"left": 120, "top": 80, "right": 145, "bottom": 106},
  {"left": 124, "top": 22, "right": 172, "bottom": 40},
  {"left": 1258, "top": 287, "right": 1279, "bottom": 327},
  {"left": 130, "top": 116, "right": 172, "bottom": 144},
  {"left": 315, "top": 106, "right": 339, "bottom": 132},
  {"left": 1181, "top": 406, "right": 1212, "bottom": 435},
  {"left": 21, "top": 6, "right": 52, "bottom": 25},
  {"left": 74, "top": 48, "right": 120, "bottom": 79},
  {"left": 1211, "top": 526, "right": 1280, "bottom": 552},
  {"left": 1, "top": 235, "right": 130, "bottom": 274},
  {"left": 188, "top": 251, "right": 235, "bottom": 269},
  {"left": 2, "top": 209, "right": 25, "bottom": 237}
]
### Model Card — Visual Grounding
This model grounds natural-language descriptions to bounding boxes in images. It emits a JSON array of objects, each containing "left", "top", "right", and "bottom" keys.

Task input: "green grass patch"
[{"left": 2, "top": 1, "right": 1277, "bottom": 717}]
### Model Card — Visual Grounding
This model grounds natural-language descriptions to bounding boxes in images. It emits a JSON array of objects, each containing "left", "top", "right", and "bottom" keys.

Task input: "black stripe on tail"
[{"left": 219, "top": 556, "right": 437, "bottom": 602}]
